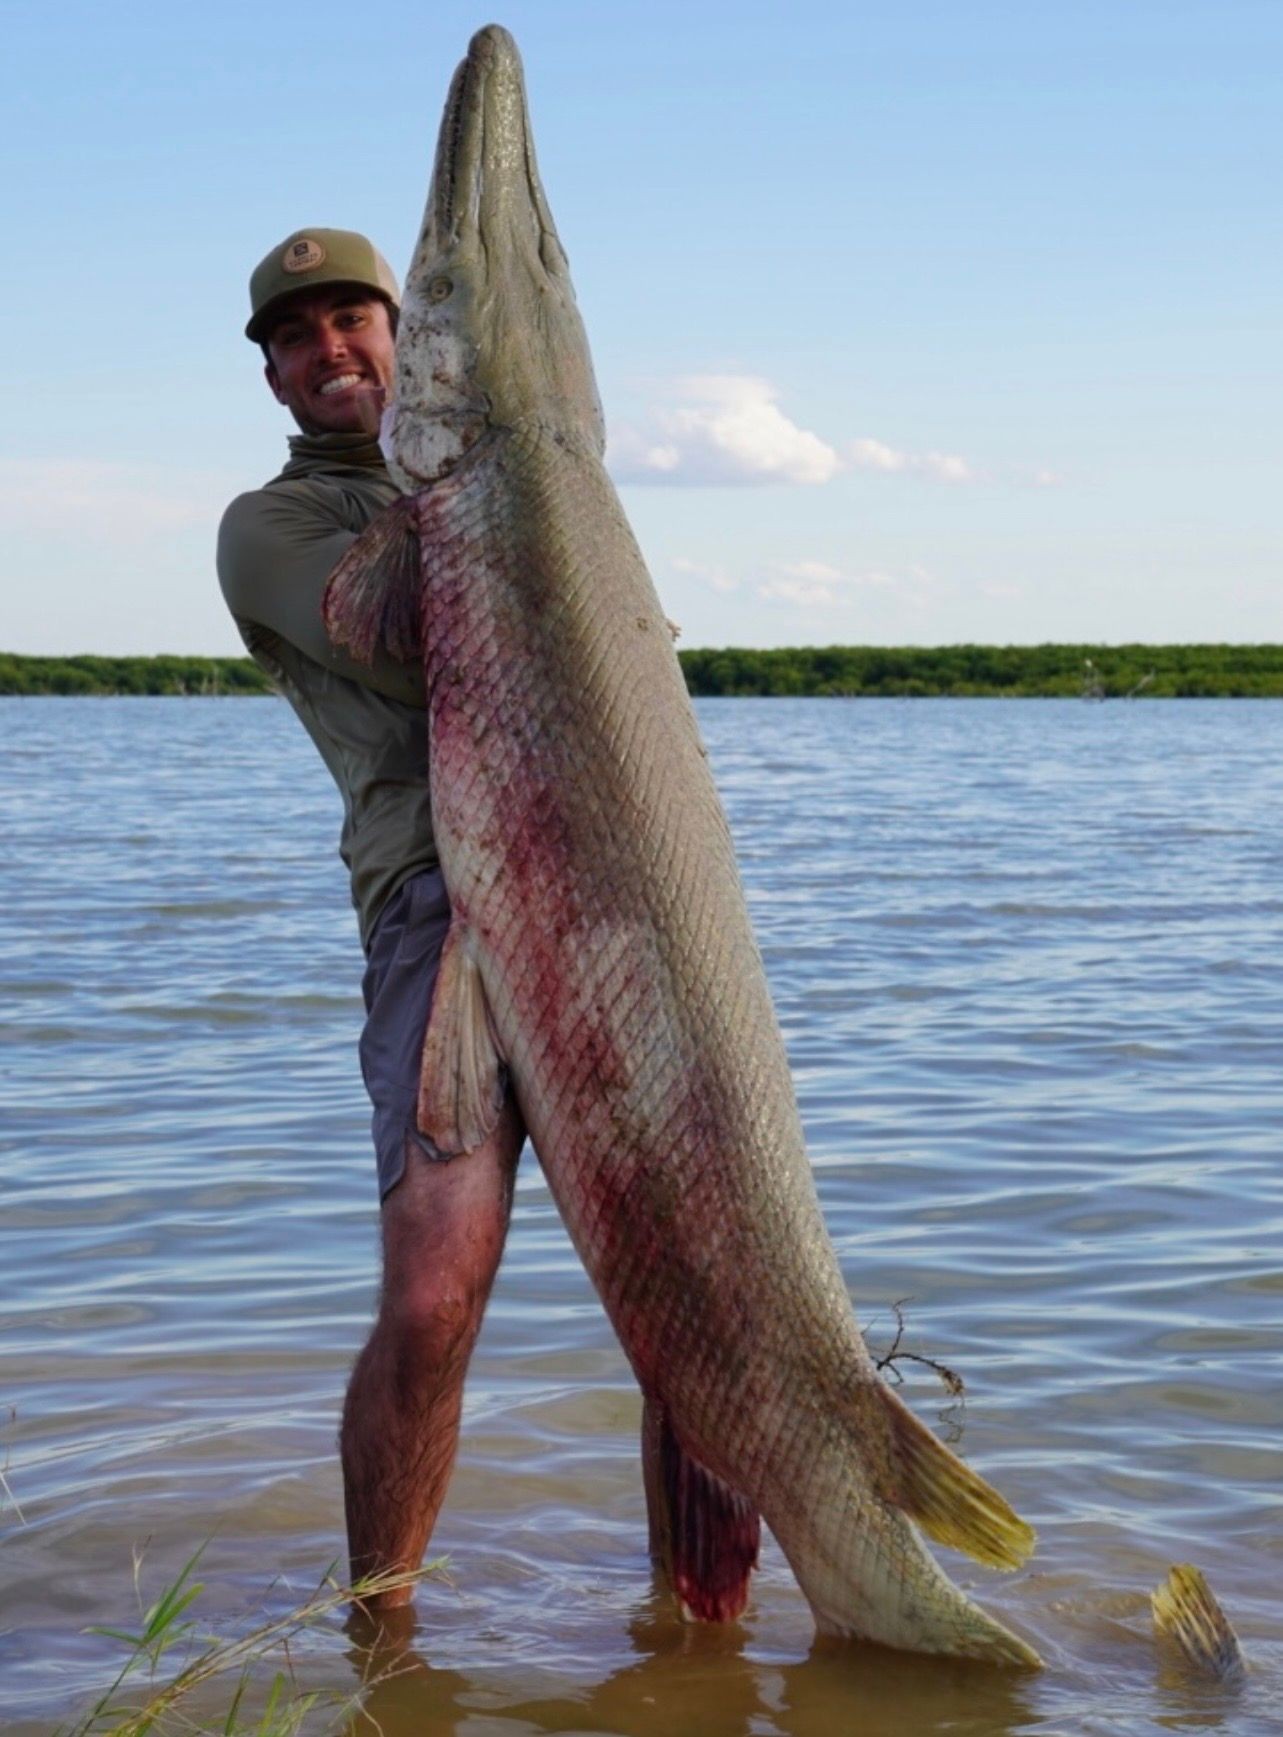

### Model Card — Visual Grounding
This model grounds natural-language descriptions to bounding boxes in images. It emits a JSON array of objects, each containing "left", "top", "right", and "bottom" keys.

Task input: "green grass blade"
[
  {"left": 219, "top": 1666, "right": 252, "bottom": 1734},
  {"left": 85, "top": 1625, "right": 147, "bottom": 1648},
  {"left": 142, "top": 1573, "right": 205, "bottom": 1644},
  {"left": 61, "top": 1551, "right": 440, "bottom": 1735}
]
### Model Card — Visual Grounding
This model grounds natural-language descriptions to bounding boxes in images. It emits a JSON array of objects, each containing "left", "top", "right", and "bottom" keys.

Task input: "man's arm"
[{"left": 217, "top": 488, "right": 425, "bottom": 709}]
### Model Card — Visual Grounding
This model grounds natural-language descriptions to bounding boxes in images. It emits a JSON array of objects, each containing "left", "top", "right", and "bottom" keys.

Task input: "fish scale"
[
  {"left": 325, "top": 22, "right": 1040, "bottom": 1665},
  {"left": 421, "top": 436, "right": 818, "bottom": 1337}
]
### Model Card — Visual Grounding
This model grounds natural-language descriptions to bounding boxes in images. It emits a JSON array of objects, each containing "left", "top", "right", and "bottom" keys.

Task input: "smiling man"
[{"left": 217, "top": 228, "right": 525, "bottom": 1614}]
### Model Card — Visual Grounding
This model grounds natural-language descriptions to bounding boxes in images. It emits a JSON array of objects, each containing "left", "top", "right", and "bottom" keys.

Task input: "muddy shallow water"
[{"left": 2, "top": 697, "right": 1281, "bottom": 1733}]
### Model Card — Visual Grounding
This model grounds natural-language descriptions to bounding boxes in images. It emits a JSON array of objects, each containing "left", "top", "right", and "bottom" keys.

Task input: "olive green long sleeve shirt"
[{"left": 217, "top": 430, "right": 437, "bottom": 948}]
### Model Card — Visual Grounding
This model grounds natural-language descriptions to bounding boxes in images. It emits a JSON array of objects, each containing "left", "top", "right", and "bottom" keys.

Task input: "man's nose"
[{"left": 315, "top": 323, "right": 350, "bottom": 360}]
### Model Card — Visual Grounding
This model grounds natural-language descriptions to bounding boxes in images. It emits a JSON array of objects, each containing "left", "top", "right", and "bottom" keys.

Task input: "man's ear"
[{"left": 264, "top": 359, "right": 286, "bottom": 405}]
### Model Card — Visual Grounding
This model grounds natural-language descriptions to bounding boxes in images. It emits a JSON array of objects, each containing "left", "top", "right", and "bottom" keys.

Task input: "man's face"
[{"left": 263, "top": 287, "right": 396, "bottom": 436}]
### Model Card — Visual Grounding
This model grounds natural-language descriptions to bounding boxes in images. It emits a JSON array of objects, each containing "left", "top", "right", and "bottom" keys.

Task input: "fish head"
[{"left": 384, "top": 24, "right": 606, "bottom": 491}]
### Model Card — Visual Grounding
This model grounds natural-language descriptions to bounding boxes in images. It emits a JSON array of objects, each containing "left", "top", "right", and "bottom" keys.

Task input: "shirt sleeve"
[{"left": 217, "top": 486, "right": 426, "bottom": 710}]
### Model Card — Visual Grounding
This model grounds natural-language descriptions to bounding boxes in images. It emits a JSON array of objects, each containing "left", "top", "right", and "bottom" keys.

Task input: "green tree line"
[
  {"left": 0, "top": 654, "right": 274, "bottom": 696},
  {"left": 3, "top": 645, "right": 1283, "bottom": 698},
  {"left": 679, "top": 643, "right": 1283, "bottom": 698}
]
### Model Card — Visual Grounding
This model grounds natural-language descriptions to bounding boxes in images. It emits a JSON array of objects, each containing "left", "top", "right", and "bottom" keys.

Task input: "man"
[{"left": 217, "top": 228, "right": 524, "bottom": 1610}]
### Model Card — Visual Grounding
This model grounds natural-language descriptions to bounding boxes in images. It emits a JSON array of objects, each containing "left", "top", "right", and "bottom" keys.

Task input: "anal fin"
[
  {"left": 417, "top": 920, "right": 506, "bottom": 1156},
  {"left": 873, "top": 1381, "right": 1035, "bottom": 1571},
  {"left": 642, "top": 1398, "right": 760, "bottom": 1624},
  {"left": 322, "top": 495, "right": 422, "bottom": 664}
]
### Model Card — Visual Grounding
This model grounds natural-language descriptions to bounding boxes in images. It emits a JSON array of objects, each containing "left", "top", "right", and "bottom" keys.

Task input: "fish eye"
[{"left": 428, "top": 276, "right": 454, "bottom": 303}]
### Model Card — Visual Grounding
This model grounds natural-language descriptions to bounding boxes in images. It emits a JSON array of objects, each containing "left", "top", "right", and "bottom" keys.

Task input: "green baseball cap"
[{"left": 245, "top": 227, "right": 400, "bottom": 342}]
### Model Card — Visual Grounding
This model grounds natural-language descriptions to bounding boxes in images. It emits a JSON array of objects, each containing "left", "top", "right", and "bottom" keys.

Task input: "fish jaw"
[{"left": 384, "top": 24, "right": 605, "bottom": 493}]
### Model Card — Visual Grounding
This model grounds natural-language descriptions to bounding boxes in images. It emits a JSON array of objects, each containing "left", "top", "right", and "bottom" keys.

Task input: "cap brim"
[{"left": 245, "top": 282, "right": 397, "bottom": 343}]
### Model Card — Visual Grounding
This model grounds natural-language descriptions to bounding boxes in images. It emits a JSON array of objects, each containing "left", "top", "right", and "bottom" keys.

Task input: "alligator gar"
[{"left": 325, "top": 23, "right": 1039, "bottom": 1665}]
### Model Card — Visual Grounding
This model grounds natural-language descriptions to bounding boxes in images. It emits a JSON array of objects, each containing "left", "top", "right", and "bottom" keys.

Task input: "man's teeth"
[{"left": 319, "top": 374, "right": 363, "bottom": 396}]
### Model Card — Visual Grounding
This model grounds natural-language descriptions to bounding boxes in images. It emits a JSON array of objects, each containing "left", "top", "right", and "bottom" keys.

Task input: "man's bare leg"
[{"left": 341, "top": 1101, "right": 523, "bottom": 1607}]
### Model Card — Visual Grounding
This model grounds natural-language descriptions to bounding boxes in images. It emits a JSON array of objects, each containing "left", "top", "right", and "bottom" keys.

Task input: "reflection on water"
[
  {"left": 343, "top": 1600, "right": 1043, "bottom": 1737},
  {"left": 1, "top": 697, "right": 1281, "bottom": 1734}
]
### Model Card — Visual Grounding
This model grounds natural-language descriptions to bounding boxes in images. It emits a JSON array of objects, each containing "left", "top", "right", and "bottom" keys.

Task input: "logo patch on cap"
[{"left": 282, "top": 237, "right": 326, "bottom": 274}]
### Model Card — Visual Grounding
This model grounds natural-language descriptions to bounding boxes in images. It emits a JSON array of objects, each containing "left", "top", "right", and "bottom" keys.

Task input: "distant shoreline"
[{"left": 3, "top": 646, "right": 1282, "bottom": 699}]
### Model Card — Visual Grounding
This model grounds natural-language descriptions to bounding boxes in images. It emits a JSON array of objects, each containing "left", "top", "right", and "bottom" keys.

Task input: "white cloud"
[
  {"left": 848, "top": 438, "right": 979, "bottom": 483},
  {"left": 0, "top": 459, "right": 230, "bottom": 543},
  {"left": 609, "top": 375, "right": 1006, "bottom": 489},
  {"left": 644, "top": 444, "right": 682, "bottom": 472},
  {"left": 756, "top": 560, "right": 926, "bottom": 608},
  {"left": 924, "top": 451, "right": 976, "bottom": 482},
  {"left": 779, "top": 559, "right": 845, "bottom": 584},
  {"left": 671, "top": 555, "right": 739, "bottom": 594},
  {"left": 665, "top": 550, "right": 936, "bottom": 611},
  {"left": 610, "top": 375, "right": 841, "bottom": 486},
  {"left": 757, "top": 578, "right": 830, "bottom": 606},
  {"left": 848, "top": 437, "right": 910, "bottom": 474}
]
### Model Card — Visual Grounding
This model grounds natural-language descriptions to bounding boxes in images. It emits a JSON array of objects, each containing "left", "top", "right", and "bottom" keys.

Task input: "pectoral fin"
[
  {"left": 417, "top": 921, "right": 506, "bottom": 1156},
  {"left": 323, "top": 494, "right": 422, "bottom": 663}
]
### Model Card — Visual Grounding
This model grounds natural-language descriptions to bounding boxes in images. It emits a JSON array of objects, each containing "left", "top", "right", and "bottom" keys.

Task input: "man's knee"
[{"left": 379, "top": 1269, "right": 485, "bottom": 1371}]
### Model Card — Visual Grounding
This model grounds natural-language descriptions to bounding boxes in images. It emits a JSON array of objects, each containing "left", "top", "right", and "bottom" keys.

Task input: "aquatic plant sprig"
[
  {"left": 0, "top": 1405, "right": 25, "bottom": 1526},
  {"left": 870, "top": 1299, "right": 968, "bottom": 1400},
  {"left": 58, "top": 1549, "right": 439, "bottom": 1737}
]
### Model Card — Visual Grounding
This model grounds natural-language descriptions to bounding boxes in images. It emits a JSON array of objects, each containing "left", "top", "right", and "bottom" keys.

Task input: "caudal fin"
[
  {"left": 642, "top": 1400, "right": 760, "bottom": 1623},
  {"left": 872, "top": 1382, "right": 1035, "bottom": 1571},
  {"left": 1152, "top": 1564, "right": 1245, "bottom": 1681}
]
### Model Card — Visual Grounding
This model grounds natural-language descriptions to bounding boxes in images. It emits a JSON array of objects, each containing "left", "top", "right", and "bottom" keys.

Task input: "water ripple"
[{"left": 1, "top": 697, "right": 1281, "bottom": 1734}]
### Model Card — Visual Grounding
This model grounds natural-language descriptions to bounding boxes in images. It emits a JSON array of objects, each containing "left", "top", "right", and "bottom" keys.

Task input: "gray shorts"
[{"left": 360, "top": 867, "right": 452, "bottom": 1201}]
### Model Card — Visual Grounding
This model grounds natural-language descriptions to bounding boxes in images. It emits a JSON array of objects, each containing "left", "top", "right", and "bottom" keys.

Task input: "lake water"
[{"left": 2, "top": 696, "right": 1281, "bottom": 1735}]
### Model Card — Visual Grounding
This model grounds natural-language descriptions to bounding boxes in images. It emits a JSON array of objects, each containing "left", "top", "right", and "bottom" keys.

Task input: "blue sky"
[{"left": 3, "top": 0, "right": 1278, "bottom": 653}]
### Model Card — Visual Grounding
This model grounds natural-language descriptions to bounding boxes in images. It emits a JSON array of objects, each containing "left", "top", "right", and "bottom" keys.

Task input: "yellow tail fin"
[{"left": 1152, "top": 1564, "right": 1244, "bottom": 1681}]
